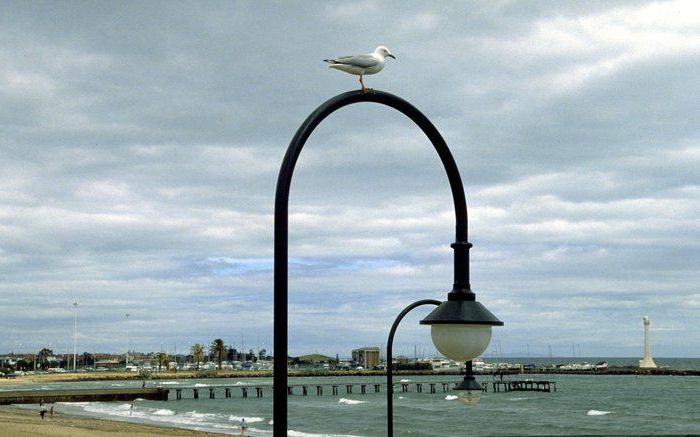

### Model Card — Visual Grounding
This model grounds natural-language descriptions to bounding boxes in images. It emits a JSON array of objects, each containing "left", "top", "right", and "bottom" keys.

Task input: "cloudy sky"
[{"left": 1, "top": 1, "right": 698, "bottom": 359}]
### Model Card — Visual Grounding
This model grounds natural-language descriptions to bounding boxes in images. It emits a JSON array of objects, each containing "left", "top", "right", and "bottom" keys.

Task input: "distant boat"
[
  {"left": 431, "top": 359, "right": 463, "bottom": 373},
  {"left": 473, "top": 359, "right": 495, "bottom": 372},
  {"left": 579, "top": 362, "right": 594, "bottom": 371},
  {"left": 594, "top": 361, "right": 608, "bottom": 372},
  {"left": 558, "top": 363, "right": 575, "bottom": 371}
]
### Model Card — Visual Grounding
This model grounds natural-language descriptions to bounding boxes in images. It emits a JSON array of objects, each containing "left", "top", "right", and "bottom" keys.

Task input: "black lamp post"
[
  {"left": 274, "top": 90, "right": 502, "bottom": 436},
  {"left": 386, "top": 299, "right": 440, "bottom": 437}
]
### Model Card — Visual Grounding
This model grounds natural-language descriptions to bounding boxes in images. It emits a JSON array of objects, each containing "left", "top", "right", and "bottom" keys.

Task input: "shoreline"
[{"left": 0, "top": 405, "right": 225, "bottom": 436}]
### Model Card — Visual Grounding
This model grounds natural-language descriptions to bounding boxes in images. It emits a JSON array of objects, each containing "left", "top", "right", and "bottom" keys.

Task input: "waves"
[
  {"left": 59, "top": 401, "right": 265, "bottom": 434},
  {"left": 587, "top": 410, "right": 612, "bottom": 416},
  {"left": 338, "top": 398, "right": 366, "bottom": 405},
  {"left": 61, "top": 400, "right": 365, "bottom": 436},
  {"left": 229, "top": 415, "right": 265, "bottom": 423}
]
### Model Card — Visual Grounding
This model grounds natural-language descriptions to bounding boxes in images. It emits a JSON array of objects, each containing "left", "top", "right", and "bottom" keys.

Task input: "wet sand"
[{"left": 0, "top": 406, "right": 225, "bottom": 436}]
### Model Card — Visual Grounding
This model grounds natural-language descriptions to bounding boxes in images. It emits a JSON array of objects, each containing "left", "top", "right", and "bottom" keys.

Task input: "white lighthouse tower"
[{"left": 639, "top": 315, "right": 657, "bottom": 368}]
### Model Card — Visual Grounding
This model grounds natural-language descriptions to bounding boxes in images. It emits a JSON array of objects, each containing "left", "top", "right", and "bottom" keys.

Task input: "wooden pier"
[
  {"left": 173, "top": 381, "right": 459, "bottom": 400},
  {"left": 491, "top": 380, "right": 556, "bottom": 393},
  {"left": 0, "top": 387, "right": 169, "bottom": 405},
  {"left": 172, "top": 379, "right": 556, "bottom": 400},
  {"left": 0, "top": 379, "right": 556, "bottom": 405}
]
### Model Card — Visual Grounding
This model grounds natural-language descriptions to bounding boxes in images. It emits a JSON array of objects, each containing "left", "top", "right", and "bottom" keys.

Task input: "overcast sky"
[{"left": 1, "top": 1, "right": 698, "bottom": 359}]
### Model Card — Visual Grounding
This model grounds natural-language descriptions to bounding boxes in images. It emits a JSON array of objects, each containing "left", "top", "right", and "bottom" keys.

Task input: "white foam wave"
[
  {"left": 509, "top": 397, "right": 529, "bottom": 401},
  {"left": 79, "top": 402, "right": 135, "bottom": 417},
  {"left": 183, "top": 410, "right": 216, "bottom": 419},
  {"left": 193, "top": 383, "right": 209, "bottom": 387},
  {"left": 160, "top": 381, "right": 180, "bottom": 385},
  {"left": 399, "top": 379, "right": 411, "bottom": 382},
  {"left": 445, "top": 395, "right": 458, "bottom": 401},
  {"left": 587, "top": 410, "right": 612, "bottom": 416},
  {"left": 288, "top": 431, "right": 362, "bottom": 437},
  {"left": 228, "top": 415, "right": 264, "bottom": 423},
  {"left": 338, "top": 398, "right": 366, "bottom": 405},
  {"left": 69, "top": 402, "right": 227, "bottom": 428}
]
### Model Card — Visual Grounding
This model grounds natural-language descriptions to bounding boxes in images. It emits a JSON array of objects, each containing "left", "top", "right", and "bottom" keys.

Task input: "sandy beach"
[{"left": 0, "top": 406, "right": 225, "bottom": 436}]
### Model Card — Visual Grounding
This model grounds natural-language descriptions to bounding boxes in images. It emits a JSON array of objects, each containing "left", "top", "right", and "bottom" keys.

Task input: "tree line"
[
  {"left": 1, "top": 339, "right": 272, "bottom": 373},
  {"left": 188, "top": 338, "right": 271, "bottom": 370}
]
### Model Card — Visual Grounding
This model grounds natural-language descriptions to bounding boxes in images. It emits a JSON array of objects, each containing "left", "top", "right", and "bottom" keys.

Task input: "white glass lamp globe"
[{"left": 430, "top": 324, "right": 492, "bottom": 362}]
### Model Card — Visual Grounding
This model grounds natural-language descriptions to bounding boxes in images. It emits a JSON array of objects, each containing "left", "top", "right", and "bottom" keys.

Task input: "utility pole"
[
  {"left": 73, "top": 302, "right": 79, "bottom": 372},
  {"left": 125, "top": 313, "right": 130, "bottom": 366}
]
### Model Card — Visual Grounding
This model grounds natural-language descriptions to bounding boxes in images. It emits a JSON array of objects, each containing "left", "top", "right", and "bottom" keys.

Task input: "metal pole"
[
  {"left": 73, "top": 302, "right": 78, "bottom": 372},
  {"left": 125, "top": 313, "right": 130, "bottom": 367},
  {"left": 386, "top": 300, "right": 440, "bottom": 437},
  {"left": 274, "top": 90, "right": 471, "bottom": 436}
]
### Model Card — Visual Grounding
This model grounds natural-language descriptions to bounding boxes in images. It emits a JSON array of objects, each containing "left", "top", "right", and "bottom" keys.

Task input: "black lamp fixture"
[
  {"left": 274, "top": 89, "right": 503, "bottom": 436},
  {"left": 419, "top": 263, "right": 503, "bottom": 404},
  {"left": 386, "top": 226, "right": 502, "bottom": 435}
]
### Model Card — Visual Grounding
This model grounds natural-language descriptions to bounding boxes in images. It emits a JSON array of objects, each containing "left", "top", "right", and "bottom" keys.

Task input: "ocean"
[{"left": 4, "top": 358, "right": 700, "bottom": 436}]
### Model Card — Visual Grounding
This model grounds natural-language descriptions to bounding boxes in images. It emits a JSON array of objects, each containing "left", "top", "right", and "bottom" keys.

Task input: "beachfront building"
[
  {"left": 94, "top": 358, "right": 121, "bottom": 370},
  {"left": 352, "top": 347, "right": 380, "bottom": 368}
]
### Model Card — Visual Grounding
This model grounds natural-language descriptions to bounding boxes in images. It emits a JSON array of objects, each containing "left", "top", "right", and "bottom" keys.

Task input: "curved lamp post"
[
  {"left": 274, "top": 89, "right": 503, "bottom": 436},
  {"left": 386, "top": 299, "right": 440, "bottom": 437}
]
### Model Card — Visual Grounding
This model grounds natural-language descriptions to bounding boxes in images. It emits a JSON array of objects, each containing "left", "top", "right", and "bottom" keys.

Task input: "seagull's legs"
[{"left": 359, "top": 75, "right": 368, "bottom": 93}]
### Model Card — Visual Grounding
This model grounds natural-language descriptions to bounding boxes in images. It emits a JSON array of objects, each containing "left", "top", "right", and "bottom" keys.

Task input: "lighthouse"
[{"left": 639, "top": 315, "right": 657, "bottom": 368}]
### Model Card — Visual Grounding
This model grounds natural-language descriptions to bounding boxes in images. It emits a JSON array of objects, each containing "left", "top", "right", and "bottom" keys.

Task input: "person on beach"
[
  {"left": 39, "top": 402, "right": 47, "bottom": 420},
  {"left": 130, "top": 403, "right": 134, "bottom": 416},
  {"left": 49, "top": 405, "right": 54, "bottom": 419},
  {"left": 240, "top": 417, "right": 247, "bottom": 435}
]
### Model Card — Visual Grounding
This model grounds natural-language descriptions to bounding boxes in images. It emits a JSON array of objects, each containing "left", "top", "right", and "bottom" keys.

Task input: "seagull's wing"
[{"left": 323, "top": 54, "right": 378, "bottom": 68}]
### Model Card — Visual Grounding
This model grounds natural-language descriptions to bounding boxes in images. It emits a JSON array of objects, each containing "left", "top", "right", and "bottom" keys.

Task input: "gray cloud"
[{"left": 1, "top": 0, "right": 698, "bottom": 358}]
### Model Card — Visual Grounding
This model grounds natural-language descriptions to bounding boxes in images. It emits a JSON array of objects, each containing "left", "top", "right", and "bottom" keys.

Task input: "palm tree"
[
  {"left": 156, "top": 352, "right": 169, "bottom": 372},
  {"left": 190, "top": 344, "right": 205, "bottom": 370},
  {"left": 210, "top": 338, "right": 227, "bottom": 370}
]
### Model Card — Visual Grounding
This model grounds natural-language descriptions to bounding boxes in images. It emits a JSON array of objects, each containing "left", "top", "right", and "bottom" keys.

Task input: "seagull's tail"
[{"left": 323, "top": 59, "right": 338, "bottom": 64}]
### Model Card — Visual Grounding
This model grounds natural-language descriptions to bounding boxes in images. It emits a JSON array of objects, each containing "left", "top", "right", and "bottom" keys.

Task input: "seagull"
[{"left": 324, "top": 46, "right": 396, "bottom": 93}]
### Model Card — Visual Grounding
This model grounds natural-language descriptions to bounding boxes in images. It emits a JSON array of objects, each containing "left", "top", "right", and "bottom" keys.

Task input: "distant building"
[
  {"left": 352, "top": 347, "right": 380, "bottom": 368},
  {"left": 94, "top": 359, "right": 121, "bottom": 369}
]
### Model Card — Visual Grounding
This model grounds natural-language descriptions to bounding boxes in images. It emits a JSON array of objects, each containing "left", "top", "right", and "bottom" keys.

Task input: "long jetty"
[
  {"left": 0, "top": 379, "right": 557, "bottom": 404},
  {"left": 172, "top": 379, "right": 556, "bottom": 400},
  {"left": 491, "top": 380, "right": 555, "bottom": 392},
  {"left": 173, "top": 381, "right": 457, "bottom": 400},
  {"left": 0, "top": 387, "right": 169, "bottom": 405}
]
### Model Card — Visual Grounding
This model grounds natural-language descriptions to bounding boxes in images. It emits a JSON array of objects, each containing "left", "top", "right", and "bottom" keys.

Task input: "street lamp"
[
  {"left": 386, "top": 299, "right": 439, "bottom": 437},
  {"left": 72, "top": 302, "right": 79, "bottom": 372},
  {"left": 274, "top": 90, "right": 502, "bottom": 436}
]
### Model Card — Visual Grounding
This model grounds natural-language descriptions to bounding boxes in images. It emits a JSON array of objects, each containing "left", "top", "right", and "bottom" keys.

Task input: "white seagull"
[{"left": 324, "top": 46, "right": 396, "bottom": 93}]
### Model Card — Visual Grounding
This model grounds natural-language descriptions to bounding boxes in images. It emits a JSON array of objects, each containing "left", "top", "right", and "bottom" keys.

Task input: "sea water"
[{"left": 4, "top": 358, "right": 700, "bottom": 436}]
